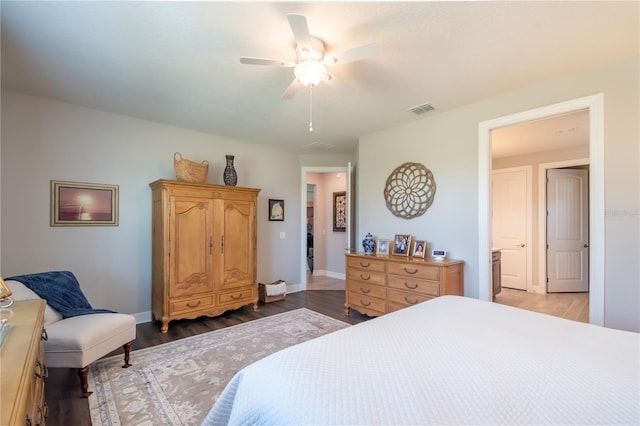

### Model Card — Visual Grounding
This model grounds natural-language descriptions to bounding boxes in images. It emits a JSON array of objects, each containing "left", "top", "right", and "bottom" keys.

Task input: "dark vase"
[{"left": 223, "top": 155, "right": 237, "bottom": 186}]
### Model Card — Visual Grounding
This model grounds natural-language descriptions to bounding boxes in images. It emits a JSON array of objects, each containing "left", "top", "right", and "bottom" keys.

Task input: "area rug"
[{"left": 88, "top": 308, "right": 349, "bottom": 426}]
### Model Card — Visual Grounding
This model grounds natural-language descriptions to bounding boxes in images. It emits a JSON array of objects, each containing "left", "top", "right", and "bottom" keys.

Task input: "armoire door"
[
  {"left": 215, "top": 198, "right": 256, "bottom": 290},
  {"left": 170, "top": 197, "right": 214, "bottom": 298}
]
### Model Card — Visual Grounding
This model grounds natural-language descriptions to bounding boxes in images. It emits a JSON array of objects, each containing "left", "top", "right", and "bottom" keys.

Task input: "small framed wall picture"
[
  {"left": 392, "top": 234, "right": 412, "bottom": 256},
  {"left": 268, "top": 199, "right": 284, "bottom": 221},
  {"left": 412, "top": 240, "right": 426, "bottom": 258},
  {"left": 333, "top": 191, "right": 346, "bottom": 232},
  {"left": 376, "top": 239, "right": 390, "bottom": 255}
]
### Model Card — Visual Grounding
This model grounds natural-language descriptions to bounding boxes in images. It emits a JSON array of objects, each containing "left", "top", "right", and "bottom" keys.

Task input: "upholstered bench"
[{"left": 6, "top": 277, "right": 136, "bottom": 397}]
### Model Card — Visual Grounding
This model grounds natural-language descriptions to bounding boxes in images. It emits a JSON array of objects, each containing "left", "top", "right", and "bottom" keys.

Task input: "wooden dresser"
[
  {"left": 1, "top": 299, "right": 48, "bottom": 425},
  {"left": 150, "top": 180, "right": 260, "bottom": 332},
  {"left": 345, "top": 253, "right": 464, "bottom": 316}
]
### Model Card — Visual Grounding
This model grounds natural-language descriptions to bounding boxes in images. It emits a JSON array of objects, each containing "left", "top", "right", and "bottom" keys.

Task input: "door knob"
[
  {"left": 517, "top": 243, "right": 525, "bottom": 248},
  {"left": 584, "top": 244, "right": 589, "bottom": 248}
]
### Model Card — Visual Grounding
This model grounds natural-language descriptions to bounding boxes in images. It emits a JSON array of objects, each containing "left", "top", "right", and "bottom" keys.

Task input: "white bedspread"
[{"left": 202, "top": 296, "right": 639, "bottom": 425}]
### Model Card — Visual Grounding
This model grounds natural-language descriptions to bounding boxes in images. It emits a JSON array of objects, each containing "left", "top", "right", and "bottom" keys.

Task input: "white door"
[
  {"left": 547, "top": 168, "right": 589, "bottom": 293},
  {"left": 492, "top": 168, "right": 530, "bottom": 290}
]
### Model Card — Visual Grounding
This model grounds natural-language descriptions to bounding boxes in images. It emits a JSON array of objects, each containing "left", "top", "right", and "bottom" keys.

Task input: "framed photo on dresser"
[
  {"left": 392, "top": 234, "right": 412, "bottom": 256},
  {"left": 412, "top": 240, "right": 426, "bottom": 258},
  {"left": 376, "top": 239, "right": 390, "bottom": 255}
]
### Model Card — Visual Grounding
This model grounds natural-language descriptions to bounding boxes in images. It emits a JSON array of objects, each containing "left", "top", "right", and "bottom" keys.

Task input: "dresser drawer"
[
  {"left": 347, "top": 257, "right": 386, "bottom": 273},
  {"left": 347, "top": 281, "right": 386, "bottom": 299},
  {"left": 218, "top": 287, "right": 254, "bottom": 305},
  {"left": 387, "top": 289, "right": 433, "bottom": 309},
  {"left": 388, "top": 262, "right": 440, "bottom": 280},
  {"left": 347, "top": 269, "right": 386, "bottom": 286},
  {"left": 387, "top": 275, "right": 440, "bottom": 297},
  {"left": 348, "top": 291, "right": 386, "bottom": 314},
  {"left": 170, "top": 295, "right": 214, "bottom": 314}
]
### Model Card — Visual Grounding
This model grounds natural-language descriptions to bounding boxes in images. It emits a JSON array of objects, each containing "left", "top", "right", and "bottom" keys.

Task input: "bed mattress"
[{"left": 203, "top": 295, "right": 639, "bottom": 425}]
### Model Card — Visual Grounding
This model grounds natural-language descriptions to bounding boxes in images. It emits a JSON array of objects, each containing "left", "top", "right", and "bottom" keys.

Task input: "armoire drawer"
[
  {"left": 218, "top": 287, "right": 254, "bottom": 305},
  {"left": 170, "top": 295, "right": 214, "bottom": 314}
]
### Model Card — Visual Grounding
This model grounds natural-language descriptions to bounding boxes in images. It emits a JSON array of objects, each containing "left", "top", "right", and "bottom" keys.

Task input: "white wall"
[
  {"left": 357, "top": 55, "right": 639, "bottom": 332},
  {"left": 358, "top": 112, "right": 479, "bottom": 294},
  {"left": 0, "top": 91, "right": 304, "bottom": 317}
]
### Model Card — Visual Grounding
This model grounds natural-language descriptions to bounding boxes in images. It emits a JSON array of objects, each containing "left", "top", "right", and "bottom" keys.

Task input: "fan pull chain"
[{"left": 309, "top": 86, "right": 314, "bottom": 132}]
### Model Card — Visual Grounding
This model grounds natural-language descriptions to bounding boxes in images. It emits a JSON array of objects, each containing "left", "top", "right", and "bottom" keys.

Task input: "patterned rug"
[{"left": 88, "top": 308, "right": 349, "bottom": 425}]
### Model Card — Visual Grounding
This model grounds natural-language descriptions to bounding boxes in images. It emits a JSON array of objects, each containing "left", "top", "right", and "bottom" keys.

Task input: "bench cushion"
[{"left": 44, "top": 312, "right": 136, "bottom": 368}]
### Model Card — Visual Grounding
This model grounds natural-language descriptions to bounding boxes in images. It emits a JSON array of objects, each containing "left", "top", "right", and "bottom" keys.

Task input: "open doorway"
[
  {"left": 479, "top": 94, "right": 605, "bottom": 326},
  {"left": 306, "top": 184, "right": 315, "bottom": 275},
  {"left": 300, "top": 167, "right": 349, "bottom": 291}
]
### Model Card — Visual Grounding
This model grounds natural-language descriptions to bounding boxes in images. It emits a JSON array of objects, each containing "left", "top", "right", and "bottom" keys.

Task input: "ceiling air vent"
[
  {"left": 408, "top": 103, "right": 434, "bottom": 115},
  {"left": 303, "top": 142, "right": 336, "bottom": 150}
]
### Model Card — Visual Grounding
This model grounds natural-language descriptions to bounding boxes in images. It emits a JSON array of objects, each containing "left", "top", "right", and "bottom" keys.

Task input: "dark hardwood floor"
[{"left": 44, "top": 290, "right": 369, "bottom": 426}]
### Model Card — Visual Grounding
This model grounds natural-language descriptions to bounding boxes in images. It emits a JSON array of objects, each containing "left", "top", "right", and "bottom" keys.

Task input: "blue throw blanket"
[{"left": 6, "top": 271, "right": 114, "bottom": 318}]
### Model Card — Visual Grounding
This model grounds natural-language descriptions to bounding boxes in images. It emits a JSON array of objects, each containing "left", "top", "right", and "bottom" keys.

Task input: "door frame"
[
  {"left": 478, "top": 93, "right": 604, "bottom": 326},
  {"left": 492, "top": 165, "right": 533, "bottom": 292},
  {"left": 537, "top": 158, "right": 589, "bottom": 295},
  {"left": 300, "top": 166, "right": 348, "bottom": 291}
]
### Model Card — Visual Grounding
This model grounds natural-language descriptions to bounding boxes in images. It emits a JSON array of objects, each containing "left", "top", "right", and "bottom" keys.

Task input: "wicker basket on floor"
[
  {"left": 174, "top": 152, "right": 209, "bottom": 183},
  {"left": 259, "top": 280, "right": 286, "bottom": 303}
]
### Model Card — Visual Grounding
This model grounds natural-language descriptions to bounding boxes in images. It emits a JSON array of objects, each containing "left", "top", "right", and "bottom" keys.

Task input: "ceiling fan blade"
[
  {"left": 287, "top": 14, "right": 312, "bottom": 52},
  {"left": 240, "top": 57, "right": 295, "bottom": 67},
  {"left": 281, "top": 78, "right": 303, "bottom": 99},
  {"left": 325, "top": 43, "right": 378, "bottom": 65}
]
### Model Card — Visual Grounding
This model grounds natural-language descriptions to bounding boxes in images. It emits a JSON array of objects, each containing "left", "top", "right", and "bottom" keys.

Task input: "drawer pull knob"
[
  {"left": 359, "top": 262, "right": 371, "bottom": 267},
  {"left": 359, "top": 274, "right": 371, "bottom": 281},
  {"left": 186, "top": 300, "right": 202, "bottom": 308},
  {"left": 35, "top": 360, "right": 46, "bottom": 379},
  {"left": 404, "top": 297, "right": 419, "bottom": 305},
  {"left": 360, "top": 287, "right": 371, "bottom": 294},
  {"left": 361, "top": 300, "right": 371, "bottom": 307},
  {"left": 42, "top": 401, "right": 49, "bottom": 421},
  {"left": 404, "top": 267, "right": 418, "bottom": 274},
  {"left": 231, "top": 293, "right": 242, "bottom": 299},
  {"left": 404, "top": 282, "right": 418, "bottom": 290}
]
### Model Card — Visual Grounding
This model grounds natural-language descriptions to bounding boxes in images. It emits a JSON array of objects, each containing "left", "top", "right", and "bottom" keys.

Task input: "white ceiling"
[{"left": 2, "top": 2, "right": 638, "bottom": 155}]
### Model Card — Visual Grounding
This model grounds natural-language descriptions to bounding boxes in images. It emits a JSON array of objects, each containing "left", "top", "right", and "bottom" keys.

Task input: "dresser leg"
[{"left": 77, "top": 366, "right": 93, "bottom": 398}]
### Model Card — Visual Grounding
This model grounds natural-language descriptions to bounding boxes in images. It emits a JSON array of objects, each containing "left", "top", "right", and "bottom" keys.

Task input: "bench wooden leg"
[
  {"left": 77, "top": 366, "right": 92, "bottom": 398},
  {"left": 122, "top": 341, "right": 132, "bottom": 368}
]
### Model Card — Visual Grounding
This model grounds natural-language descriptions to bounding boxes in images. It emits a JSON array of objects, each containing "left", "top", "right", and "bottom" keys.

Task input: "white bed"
[{"left": 202, "top": 296, "right": 639, "bottom": 425}]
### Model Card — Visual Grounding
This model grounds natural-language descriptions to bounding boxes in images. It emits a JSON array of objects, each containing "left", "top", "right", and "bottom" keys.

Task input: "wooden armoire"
[{"left": 149, "top": 179, "right": 260, "bottom": 332}]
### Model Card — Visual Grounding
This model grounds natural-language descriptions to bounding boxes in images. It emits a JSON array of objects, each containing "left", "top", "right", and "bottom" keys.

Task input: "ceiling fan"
[{"left": 240, "top": 14, "right": 377, "bottom": 100}]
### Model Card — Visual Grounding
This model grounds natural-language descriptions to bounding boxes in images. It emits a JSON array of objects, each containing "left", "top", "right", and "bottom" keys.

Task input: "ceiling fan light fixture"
[{"left": 294, "top": 61, "right": 329, "bottom": 87}]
